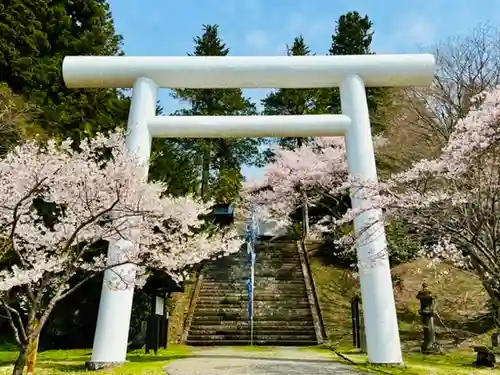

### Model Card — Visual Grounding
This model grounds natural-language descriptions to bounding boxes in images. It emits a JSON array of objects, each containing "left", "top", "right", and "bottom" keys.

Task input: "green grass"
[
  {"left": 0, "top": 345, "right": 191, "bottom": 375},
  {"left": 348, "top": 350, "right": 498, "bottom": 375},
  {"left": 303, "top": 346, "right": 499, "bottom": 375},
  {"left": 306, "top": 248, "right": 499, "bottom": 373},
  {"left": 309, "top": 255, "right": 492, "bottom": 351}
]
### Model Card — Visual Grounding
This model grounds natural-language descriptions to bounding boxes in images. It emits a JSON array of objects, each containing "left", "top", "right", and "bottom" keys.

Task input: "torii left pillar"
[{"left": 87, "top": 77, "right": 157, "bottom": 369}]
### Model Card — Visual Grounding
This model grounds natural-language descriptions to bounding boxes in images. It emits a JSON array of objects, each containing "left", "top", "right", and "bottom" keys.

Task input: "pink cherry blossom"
[
  {"left": 0, "top": 130, "right": 242, "bottom": 352},
  {"left": 247, "top": 87, "right": 500, "bottom": 307}
]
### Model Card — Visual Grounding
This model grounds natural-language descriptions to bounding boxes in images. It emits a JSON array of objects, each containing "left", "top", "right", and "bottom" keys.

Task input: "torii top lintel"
[{"left": 62, "top": 54, "right": 436, "bottom": 89}]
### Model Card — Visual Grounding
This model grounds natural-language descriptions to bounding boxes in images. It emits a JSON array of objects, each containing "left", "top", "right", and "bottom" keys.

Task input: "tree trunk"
[
  {"left": 26, "top": 330, "right": 40, "bottom": 375},
  {"left": 201, "top": 147, "right": 210, "bottom": 201},
  {"left": 12, "top": 345, "right": 27, "bottom": 375}
]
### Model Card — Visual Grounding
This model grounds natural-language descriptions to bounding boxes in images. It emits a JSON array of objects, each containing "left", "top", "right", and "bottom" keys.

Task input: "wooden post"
[
  {"left": 351, "top": 295, "right": 361, "bottom": 348},
  {"left": 359, "top": 309, "right": 367, "bottom": 353},
  {"left": 26, "top": 318, "right": 40, "bottom": 375}
]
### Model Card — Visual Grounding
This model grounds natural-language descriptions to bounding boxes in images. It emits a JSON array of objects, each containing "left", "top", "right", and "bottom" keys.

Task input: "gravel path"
[{"left": 164, "top": 347, "right": 366, "bottom": 375}]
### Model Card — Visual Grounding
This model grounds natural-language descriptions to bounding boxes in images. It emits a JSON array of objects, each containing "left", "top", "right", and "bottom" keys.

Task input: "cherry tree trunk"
[
  {"left": 12, "top": 345, "right": 27, "bottom": 375},
  {"left": 26, "top": 331, "right": 40, "bottom": 375},
  {"left": 201, "top": 148, "right": 210, "bottom": 201}
]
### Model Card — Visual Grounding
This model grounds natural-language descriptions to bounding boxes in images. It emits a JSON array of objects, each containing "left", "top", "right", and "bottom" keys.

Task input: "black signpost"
[{"left": 144, "top": 271, "right": 182, "bottom": 354}]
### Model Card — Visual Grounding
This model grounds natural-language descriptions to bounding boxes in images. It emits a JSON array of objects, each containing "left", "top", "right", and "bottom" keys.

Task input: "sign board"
[{"left": 155, "top": 296, "right": 164, "bottom": 316}]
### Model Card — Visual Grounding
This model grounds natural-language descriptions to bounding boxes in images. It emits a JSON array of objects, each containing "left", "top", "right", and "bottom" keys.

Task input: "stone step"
[
  {"left": 200, "top": 285, "right": 308, "bottom": 292},
  {"left": 202, "top": 273, "right": 304, "bottom": 280},
  {"left": 202, "top": 279, "right": 307, "bottom": 286},
  {"left": 199, "top": 286, "right": 307, "bottom": 291},
  {"left": 193, "top": 308, "right": 312, "bottom": 317},
  {"left": 196, "top": 292, "right": 308, "bottom": 299},
  {"left": 192, "top": 314, "right": 314, "bottom": 323},
  {"left": 187, "top": 241, "right": 317, "bottom": 346},
  {"left": 203, "top": 275, "right": 305, "bottom": 281},
  {"left": 254, "top": 262, "right": 301, "bottom": 267},
  {"left": 187, "top": 334, "right": 317, "bottom": 342},
  {"left": 198, "top": 294, "right": 307, "bottom": 301},
  {"left": 188, "top": 328, "right": 315, "bottom": 336},
  {"left": 190, "top": 319, "right": 314, "bottom": 327},
  {"left": 197, "top": 288, "right": 308, "bottom": 295},
  {"left": 243, "top": 248, "right": 300, "bottom": 253},
  {"left": 189, "top": 323, "right": 314, "bottom": 332},
  {"left": 196, "top": 296, "right": 309, "bottom": 304},
  {"left": 200, "top": 277, "right": 305, "bottom": 283},
  {"left": 255, "top": 255, "right": 300, "bottom": 259},
  {"left": 192, "top": 316, "right": 314, "bottom": 323},
  {"left": 186, "top": 339, "right": 318, "bottom": 346},
  {"left": 254, "top": 249, "right": 299, "bottom": 254},
  {"left": 200, "top": 276, "right": 305, "bottom": 282},
  {"left": 194, "top": 304, "right": 311, "bottom": 312},
  {"left": 195, "top": 300, "right": 310, "bottom": 308},
  {"left": 198, "top": 294, "right": 309, "bottom": 302},
  {"left": 206, "top": 263, "right": 302, "bottom": 271},
  {"left": 255, "top": 245, "right": 298, "bottom": 249},
  {"left": 254, "top": 255, "right": 300, "bottom": 259},
  {"left": 255, "top": 251, "right": 299, "bottom": 255},
  {"left": 199, "top": 288, "right": 307, "bottom": 295}
]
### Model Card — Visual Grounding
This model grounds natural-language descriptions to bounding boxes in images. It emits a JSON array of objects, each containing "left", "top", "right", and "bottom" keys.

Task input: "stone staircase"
[{"left": 186, "top": 241, "right": 318, "bottom": 346}]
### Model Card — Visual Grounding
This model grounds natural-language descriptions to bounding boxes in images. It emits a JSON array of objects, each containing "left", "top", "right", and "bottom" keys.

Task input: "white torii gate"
[{"left": 63, "top": 54, "right": 436, "bottom": 366}]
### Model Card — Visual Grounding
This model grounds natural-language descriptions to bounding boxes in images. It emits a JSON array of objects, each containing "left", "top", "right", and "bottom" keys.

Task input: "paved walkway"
[{"left": 164, "top": 347, "right": 366, "bottom": 375}]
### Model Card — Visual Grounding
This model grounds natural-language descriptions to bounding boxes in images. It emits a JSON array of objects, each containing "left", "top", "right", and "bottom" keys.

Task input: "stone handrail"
[
  {"left": 181, "top": 268, "right": 204, "bottom": 343},
  {"left": 296, "top": 240, "right": 328, "bottom": 343}
]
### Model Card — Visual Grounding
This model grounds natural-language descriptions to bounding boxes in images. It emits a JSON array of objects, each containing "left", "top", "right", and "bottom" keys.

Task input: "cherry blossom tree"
[
  {"left": 327, "top": 87, "right": 500, "bottom": 318},
  {"left": 0, "top": 131, "right": 242, "bottom": 375},
  {"left": 243, "top": 136, "right": 387, "bottom": 240}
]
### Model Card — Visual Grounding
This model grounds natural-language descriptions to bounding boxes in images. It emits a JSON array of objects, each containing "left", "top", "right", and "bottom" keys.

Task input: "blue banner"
[
  {"left": 246, "top": 208, "right": 258, "bottom": 329},
  {"left": 246, "top": 277, "right": 253, "bottom": 321}
]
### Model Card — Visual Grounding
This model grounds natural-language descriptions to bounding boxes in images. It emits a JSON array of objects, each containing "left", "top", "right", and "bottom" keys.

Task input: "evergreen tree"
[
  {"left": 148, "top": 138, "right": 202, "bottom": 197},
  {"left": 262, "top": 36, "right": 317, "bottom": 150},
  {"left": 0, "top": 0, "right": 130, "bottom": 141},
  {"left": 0, "top": 0, "right": 132, "bottom": 350},
  {"left": 319, "top": 11, "right": 389, "bottom": 134},
  {"left": 172, "top": 24, "right": 263, "bottom": 203},
  {"left": 329, "top": 12, "right": 373, "bottom": 55},
  {"left": 0, "top": 84, "right": 45, "bottom": 155}
]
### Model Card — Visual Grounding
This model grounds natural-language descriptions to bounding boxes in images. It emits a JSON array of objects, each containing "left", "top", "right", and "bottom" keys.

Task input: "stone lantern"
[{"left": 416, "top": 283, "right": 441, "bottom": 354}]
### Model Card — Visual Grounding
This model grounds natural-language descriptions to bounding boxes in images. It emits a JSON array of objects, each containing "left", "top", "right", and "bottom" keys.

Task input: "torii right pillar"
[{"left": 340, "top": 74, "right": 403, "bottom": 364}]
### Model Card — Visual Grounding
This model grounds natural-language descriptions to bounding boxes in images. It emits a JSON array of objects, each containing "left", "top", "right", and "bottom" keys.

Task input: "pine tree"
[
  {"left": 319, "top": 11, "right": 389, "bottom": 134},
  {"left": 0, "top": 0, "right": 130, "bottom": 141},
  {"left": 172, "top": 24, "right": 263, "bottom": 203},
  {"left": 0, "top": 1, "right": 134, "bottom": 356},
  {"left": 329, "top": 12, "right": 373, "bottom": 55},
  {"left": 262, "top": 36, "right": 317, "bottom": 150}
]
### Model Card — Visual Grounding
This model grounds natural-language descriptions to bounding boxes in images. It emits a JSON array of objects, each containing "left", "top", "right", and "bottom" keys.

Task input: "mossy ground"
[
  {"left": 307, "top": 245, "right": 497, "bottom": 374},
  {"left": 310, "top": 255, "right": 491, "bottom": 350}
]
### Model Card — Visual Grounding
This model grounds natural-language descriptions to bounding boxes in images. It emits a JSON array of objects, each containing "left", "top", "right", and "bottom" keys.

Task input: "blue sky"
[{"left": 107, "top": 0, "right": 500, "bottom": 180}]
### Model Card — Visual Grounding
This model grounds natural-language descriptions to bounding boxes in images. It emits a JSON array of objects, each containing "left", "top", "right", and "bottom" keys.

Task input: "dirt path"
[{"left": 164, "top": 346, "right": 366, "bottom": 375}]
